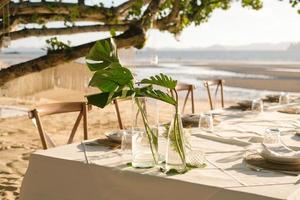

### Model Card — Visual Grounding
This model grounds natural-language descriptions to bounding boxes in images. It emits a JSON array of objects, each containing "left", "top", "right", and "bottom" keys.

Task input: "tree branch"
[
  {"left": 8, "top": 24, "right": 129, "bottom": 41},
  {"left": 0, "top": 27, "right": 146, "bottom": 86}
]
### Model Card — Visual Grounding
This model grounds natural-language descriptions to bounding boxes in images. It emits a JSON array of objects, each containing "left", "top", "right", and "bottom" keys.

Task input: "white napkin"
[{"left": 259, "top": 143, "right": 300, "bottom": 164}]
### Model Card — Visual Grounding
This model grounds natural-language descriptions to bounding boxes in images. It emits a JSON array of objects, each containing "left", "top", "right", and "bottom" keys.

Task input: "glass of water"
[
  {"left": 199, "top": 113, "right": 213, "bottom": 131},
  {"left": 263, "top": 128, "right": 281, "bottom": 144},
  {"left": 279, "top": 92, "right": 290, "bottom": 104},
  {"left": 251, "top": 99, "right": 264, "bottom": 112},
  {"left": 121, "top": 130, "right": 132, "bottom": 161}
]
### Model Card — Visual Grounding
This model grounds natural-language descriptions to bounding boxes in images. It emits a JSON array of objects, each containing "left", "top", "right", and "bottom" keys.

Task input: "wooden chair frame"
[
  {"left": 171, "top": 83, "right": 195, "bottom": 114},
  {"left": 203, "top": 80, "right": 225, "bottom": 110},
  {"left": 28, "top": 102, "right": 91, "bottom": 149}
]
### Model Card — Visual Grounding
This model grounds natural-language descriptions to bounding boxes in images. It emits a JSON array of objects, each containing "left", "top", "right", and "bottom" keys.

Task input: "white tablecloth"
[{"left": 20, "top": 110, "right": 300, "bottom": 200}]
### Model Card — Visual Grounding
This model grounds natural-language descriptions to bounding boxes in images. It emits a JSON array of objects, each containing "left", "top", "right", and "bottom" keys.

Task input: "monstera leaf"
[
  {"left": 140, "top": 73, "right": 177, "bottom": 90},
  {"left": 86, "top": 38, "right": 119, "bottom": 71},
  {"left": 135, "top": 85, "right": 177, "bottom": 106},
  {"left": 89, "top": 65, "right": 134, "bottom": 92},
  {"left": 87, "top": 89, "right": 135, "bottom": 108}
]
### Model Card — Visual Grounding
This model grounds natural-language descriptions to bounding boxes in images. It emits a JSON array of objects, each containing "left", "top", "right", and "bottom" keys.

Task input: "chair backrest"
[
  {"left": 28, "top": 102, "right": 91, "bottom": 149},
  {"left": 171, "top": 83, "right": 195, "bottom": 114},
  {"left": 203, "top": 79, "right": 225, "bottom": 110}
]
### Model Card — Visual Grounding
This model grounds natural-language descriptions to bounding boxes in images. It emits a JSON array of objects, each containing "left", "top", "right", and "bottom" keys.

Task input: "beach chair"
[
  {"left": 203, "top": 79, "right": 225, "bottom": 110},
  {"left": 171, "top": 83, "right": 195, "bottom": 114},
  {"left": 28, "top": 102, "right": 91, "bottom": 149}
]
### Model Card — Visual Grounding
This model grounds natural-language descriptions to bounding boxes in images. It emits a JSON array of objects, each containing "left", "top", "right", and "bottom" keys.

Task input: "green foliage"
[
  {"left": 86, "top": 39, "right": 119, "bottom": 71},
  {"left": 45, "top": 37, "right": 71, "bottom": 52},
  {"left": 141, "top": 73, "right": 177, "bottom": 90},
  {"left": 85, "top": 38, "right": 177, "bottom": 108},
  {"left": 126, "top": 0, "right": 144, "bottom": 20}
]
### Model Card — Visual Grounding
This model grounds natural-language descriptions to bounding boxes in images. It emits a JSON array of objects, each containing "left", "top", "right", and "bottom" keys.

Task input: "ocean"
[{"left": 0, "top": 49, "right": 299, "bottom": 101}]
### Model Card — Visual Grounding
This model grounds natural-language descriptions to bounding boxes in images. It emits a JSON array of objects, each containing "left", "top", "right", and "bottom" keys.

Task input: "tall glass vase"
[
  {"left": 131, "top": 97, "right": 158, "bottom": 168},
  {"left": 165, "top": 113, "right": 187, "bottom": 173}
]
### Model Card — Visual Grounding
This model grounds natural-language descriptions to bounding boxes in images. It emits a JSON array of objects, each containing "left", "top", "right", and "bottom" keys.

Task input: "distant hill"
[
  {"left": 287, "top": 42, "right": 300, "bottom": 51},
  {"left": 150, "top": 42, "right": 292, "bottom": 51}
]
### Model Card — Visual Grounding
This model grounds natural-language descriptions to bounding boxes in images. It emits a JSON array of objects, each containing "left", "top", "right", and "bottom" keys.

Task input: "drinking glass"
[
  {"left": 199, "top": 113, "right": 213, "bottom": 131},
  {"left": 251, "top": 99, "right": 263, "bottom": 112},
  {"left": 187, "top": 150, "right": 205, "bottom": 166},
  {"left": 263, "top": 128, "right": 281, "bottom": 144},
  {"left": 121, "top": 130, "right": 132, "bottom": 161},
  {"left": 279, "top": 92, "right": 290, "bottom": 104}
]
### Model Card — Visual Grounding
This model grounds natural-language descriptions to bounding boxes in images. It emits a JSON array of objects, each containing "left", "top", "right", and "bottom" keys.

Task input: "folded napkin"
[
  {"left": 259, "top": 143, "right": 300, "bottom": 164},
  {"left": 193, "top": 132, "right": 251, "bottom": 147}
]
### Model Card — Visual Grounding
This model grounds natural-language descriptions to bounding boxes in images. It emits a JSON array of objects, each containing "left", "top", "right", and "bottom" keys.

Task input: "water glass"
[
  {"left": 263, "top": 128, "right": 281, "bottom": 144},
  {"left": 279, "top": 92, "right": 290, "bottom": 104},
  {"left": 251, "top": 99, "right": 263, "bottom": 112},
  {"left": 187, "top": 150, "right": 205, "bottom": 166},
  {"left": 121, "top": 130, "right": 132, "bottom": 161},
  {"left": 199, "top": 113, "right": 213, "bottom": 131}
]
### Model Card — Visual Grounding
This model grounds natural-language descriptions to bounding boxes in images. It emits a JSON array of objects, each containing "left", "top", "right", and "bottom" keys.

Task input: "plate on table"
[
  {"left": 235, "top": 100, "right": 252, "bottom": 110},
  {"left": 258, "top": 143, "right": 300, "bottom": 165},
  {"left": 181, "top": 114, "right": 221, "bottom": 128},
  {"left": 105, "top": 130, "right": 132, "bottom": 144},
  {"left": 244, "top": 153, "right": 300, "bottom": 172}
]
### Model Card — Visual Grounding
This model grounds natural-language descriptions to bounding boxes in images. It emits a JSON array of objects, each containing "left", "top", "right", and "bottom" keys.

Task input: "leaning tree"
[{"left": 0, "top": 0, "right": 299, "bottom": 86}]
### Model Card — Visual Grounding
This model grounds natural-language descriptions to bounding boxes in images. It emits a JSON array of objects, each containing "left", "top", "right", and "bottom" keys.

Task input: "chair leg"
[
  {"left": 114, "top": 100, "right": 123, "bottom": 129},
  {"left": 33, "top": 110, "right": 48, "bottom": 149},
  {"left": 68, "top": 110, "right": 83, "bottom": 144},
  {"left": 206, "top": 85, "right": 214, "bottom": 110},
  {"left": 220, "top": 82, "right": 224, "bottom": 108},
  {"left": 82, "top": 104, "right": 88, "bottom": 140},
  {"left": 191, "top": 87, "right": 195, "bottom": 114},
  {"left": 182, "top": 90, "right": 191, "bottom": 114}
]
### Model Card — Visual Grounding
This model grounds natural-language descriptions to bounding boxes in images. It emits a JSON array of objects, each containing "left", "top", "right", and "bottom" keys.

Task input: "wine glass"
[
  {"left": 263, "top": 128, "right": 281, "bottom": 144},
  {"left": 251, "top": 99, "right": 263, "bottom": 112},
  {"left": 199, "top": 113, "right": 213, "bottom": 131},
  {"left": 279, "top": 92, "right": 290, "bottom": 104}
]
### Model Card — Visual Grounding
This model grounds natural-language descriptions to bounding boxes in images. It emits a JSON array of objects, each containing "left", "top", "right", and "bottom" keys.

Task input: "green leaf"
[
  {"left": 138, "top": 88, "right": 177, "bottom": 105},
  {"left": 85, "top": 38, "right": 119, "bottom": 71},
  {"left": 140, "top": 73, "right": 177, "bottom": 89},
  {"left": 86, "top": 92, "right": 112, "bottom": 108},
  {"left": 87, "top": 89, "right": 134, "bottom": 108},
  {"left": 89, "top": 66, "right": 134, "bottom": 92}
]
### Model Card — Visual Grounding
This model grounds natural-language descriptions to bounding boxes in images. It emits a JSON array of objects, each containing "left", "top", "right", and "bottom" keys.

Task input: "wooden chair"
[
  {"left": 203, "top": 80, "right": 225, "bottom": 110},
  {"left": 113, "top": 98, "right": 132, "bottom": 130},
  {"left": 171, "top": 83, "right": 195, "bottom": 114},
  {"left": 28, "top": 102, "right": 91, "bottom": 149}
]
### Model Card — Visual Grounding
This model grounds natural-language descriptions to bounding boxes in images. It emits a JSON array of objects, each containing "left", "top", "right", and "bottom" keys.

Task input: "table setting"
[{"left": 20, "top": 39, "right": 300, "bottom": 200}]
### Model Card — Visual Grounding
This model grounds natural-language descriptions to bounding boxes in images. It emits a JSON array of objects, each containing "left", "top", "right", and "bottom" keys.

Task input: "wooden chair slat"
[
  {"left": 28, "top": 102, "right": 90, "bottom": 149},
  {"left": 174, "top": 83, "right": 195, "bottom": 114},
  {"left": 203, "top": 79, "right": 225, "bottom": 110}
]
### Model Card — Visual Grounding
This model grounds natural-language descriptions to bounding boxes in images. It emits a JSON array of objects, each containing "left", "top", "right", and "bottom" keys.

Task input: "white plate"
[
  {"left": 105, "top": 130, "right": 132, "bottom": 143},
  {"left": 258, "top": 143, "right": 300, "bottom": 165}
]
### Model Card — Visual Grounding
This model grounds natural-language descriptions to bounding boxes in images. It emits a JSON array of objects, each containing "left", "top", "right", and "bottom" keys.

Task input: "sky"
[{"left": 7, "top": 0, "right": 300, "bottom": 50}]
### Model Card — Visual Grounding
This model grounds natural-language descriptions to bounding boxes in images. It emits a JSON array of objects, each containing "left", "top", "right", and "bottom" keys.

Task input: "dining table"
[{"left": 19, "top": 106, "right": 300, "bottom": 200}]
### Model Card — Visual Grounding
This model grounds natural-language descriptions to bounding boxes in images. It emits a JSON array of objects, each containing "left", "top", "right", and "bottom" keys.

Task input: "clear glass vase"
[
  {"left": 131, "top": 97, "right": 158, "bottom": 168},
  {"left": 165, "top": 113, "right": 187, "bottom": 173}
]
